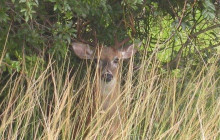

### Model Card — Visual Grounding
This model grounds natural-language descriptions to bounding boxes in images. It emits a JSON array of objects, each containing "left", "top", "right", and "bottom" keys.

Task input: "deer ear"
[
  {"left": 72, "top": 43, "right": 94, "bottom": 59},
  {"left": 120, "top": 42, "right": 141, "bottom": 59}
]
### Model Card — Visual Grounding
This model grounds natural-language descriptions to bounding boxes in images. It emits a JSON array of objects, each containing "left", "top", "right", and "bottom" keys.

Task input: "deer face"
[{"left": 72, "top": 42, "right": 138, "bottom": 84}]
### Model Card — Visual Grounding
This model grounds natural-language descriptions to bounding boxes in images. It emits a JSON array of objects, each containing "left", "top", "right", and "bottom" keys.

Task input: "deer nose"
[{"left": 102, "top": 73, "right": 113, "bottom": 83}]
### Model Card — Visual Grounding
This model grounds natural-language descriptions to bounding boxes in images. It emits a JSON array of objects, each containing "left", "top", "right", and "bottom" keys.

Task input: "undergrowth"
[{"left": 0, "top": 52, "right": 219, "bottom": 140}]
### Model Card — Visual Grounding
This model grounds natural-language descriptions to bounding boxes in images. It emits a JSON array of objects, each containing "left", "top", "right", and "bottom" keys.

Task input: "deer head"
[{"left": 72, "top": 41, "right": 140, "bottom": 94}]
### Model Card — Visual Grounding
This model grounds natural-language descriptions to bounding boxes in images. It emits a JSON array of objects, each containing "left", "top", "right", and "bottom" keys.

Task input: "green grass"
[{"left": 0, "top": 52, "right": 219, "bottom": 140}]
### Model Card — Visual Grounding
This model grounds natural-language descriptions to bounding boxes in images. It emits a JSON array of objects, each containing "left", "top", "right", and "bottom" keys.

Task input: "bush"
[{"left": 0, "top": 0, "right": 220, "bottom": 74}]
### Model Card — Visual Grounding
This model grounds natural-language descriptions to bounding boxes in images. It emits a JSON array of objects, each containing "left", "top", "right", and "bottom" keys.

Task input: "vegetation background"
[{"left": 0, "top": 0, "right": 220, "bottom": 139}]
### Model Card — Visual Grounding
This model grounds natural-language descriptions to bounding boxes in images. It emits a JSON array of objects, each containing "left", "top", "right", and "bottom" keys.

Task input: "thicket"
[
  {"left": 0, "top": 0, "right": 220, "bottom": 74},
  {"left": 0, "top": 1, "right": 220, "bottom": 139}
]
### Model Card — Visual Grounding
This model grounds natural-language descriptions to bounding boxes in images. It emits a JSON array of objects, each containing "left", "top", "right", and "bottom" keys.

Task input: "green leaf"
[
  {"left": 20, "top": 8, "right": 26, "bottom": 12},
  {"left": 172, "top": 69, "right": 181, "bottom": 78},
  {"left": 19, "top": 0, "right": 26, "bottom": 3},
  {"left": 25, "top": 15, "right": 29, "bottom": 22},
  {"left": 54, "top": 4, "right": 58, "bottom": 11}
]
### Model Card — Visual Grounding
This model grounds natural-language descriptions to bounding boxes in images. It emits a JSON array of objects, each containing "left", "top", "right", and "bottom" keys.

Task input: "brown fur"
[{"left": 72, "top": 42, "right": 139, "bottom": 139}]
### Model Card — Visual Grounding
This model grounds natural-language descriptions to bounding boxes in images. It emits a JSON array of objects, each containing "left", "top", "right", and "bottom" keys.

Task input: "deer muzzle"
[{"left": 101, "top": 73, "right": 113, "bottom": 83}]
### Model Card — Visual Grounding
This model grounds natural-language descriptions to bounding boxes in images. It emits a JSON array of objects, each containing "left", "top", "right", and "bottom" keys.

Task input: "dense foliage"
[
  {"left": 0, "top": 0, "right": 220, "bottom": 73},
  {"left": 0, "top": 1, "right": 220, "bottom": 139}
]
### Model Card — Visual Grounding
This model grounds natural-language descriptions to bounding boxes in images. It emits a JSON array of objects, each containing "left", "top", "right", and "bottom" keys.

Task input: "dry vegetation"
[{"left": 0, "top": 50, "right": 220, "bottom": 140}]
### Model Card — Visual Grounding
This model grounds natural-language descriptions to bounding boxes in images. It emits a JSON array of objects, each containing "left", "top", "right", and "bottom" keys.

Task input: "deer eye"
[{"left": 113, "top": 57, "right": 119, "bottom": 64}]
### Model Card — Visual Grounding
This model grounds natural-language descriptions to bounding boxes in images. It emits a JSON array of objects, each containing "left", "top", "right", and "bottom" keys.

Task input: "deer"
[{"left": 72, "top": 38, "right": 141, "bottom": 138}]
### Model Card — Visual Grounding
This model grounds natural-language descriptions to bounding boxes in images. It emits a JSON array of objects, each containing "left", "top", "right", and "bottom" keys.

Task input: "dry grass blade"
[{"left": 0, "top": 51, "right": 219, "bottom": 140}]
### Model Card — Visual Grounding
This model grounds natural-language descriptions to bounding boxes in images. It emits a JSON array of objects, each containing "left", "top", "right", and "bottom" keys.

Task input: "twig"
[
  {"left": 166, "top": 24, "right": 220, "bottom": 68},
  {"left": 0, "top": 22, "right": 12, "bottom": 65},
  {"left": 200, "top": 42, "right": 220, "bottom": 52}
]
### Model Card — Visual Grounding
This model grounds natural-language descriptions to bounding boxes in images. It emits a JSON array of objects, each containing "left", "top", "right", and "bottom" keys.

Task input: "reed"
[{"left": 0, "top": 51, "right": 219, "bottom": 140}]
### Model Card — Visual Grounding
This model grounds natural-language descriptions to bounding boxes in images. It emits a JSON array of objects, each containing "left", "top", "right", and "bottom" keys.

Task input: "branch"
[
  {"left": 201, "top": 42, "right": 220, "bottom": 52},
  {"left": 176, "top": 0, "right": 188, "bottom": 29},
  {"left": 165, "top": 24, "right": 220, "bottom": 69},
  {"left": 180, "top": 24, "right": 220, "bottom": 53},
  {"left": 114, "top": 37, "right": 131, "bottom": 49},
  {"left": 190, "top": 24, "right": 220, "bottom": 38}
]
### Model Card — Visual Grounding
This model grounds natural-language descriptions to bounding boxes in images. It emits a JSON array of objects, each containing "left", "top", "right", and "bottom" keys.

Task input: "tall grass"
[{"left": 0, "top": 52, "right": 219, "bottom": 140}]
